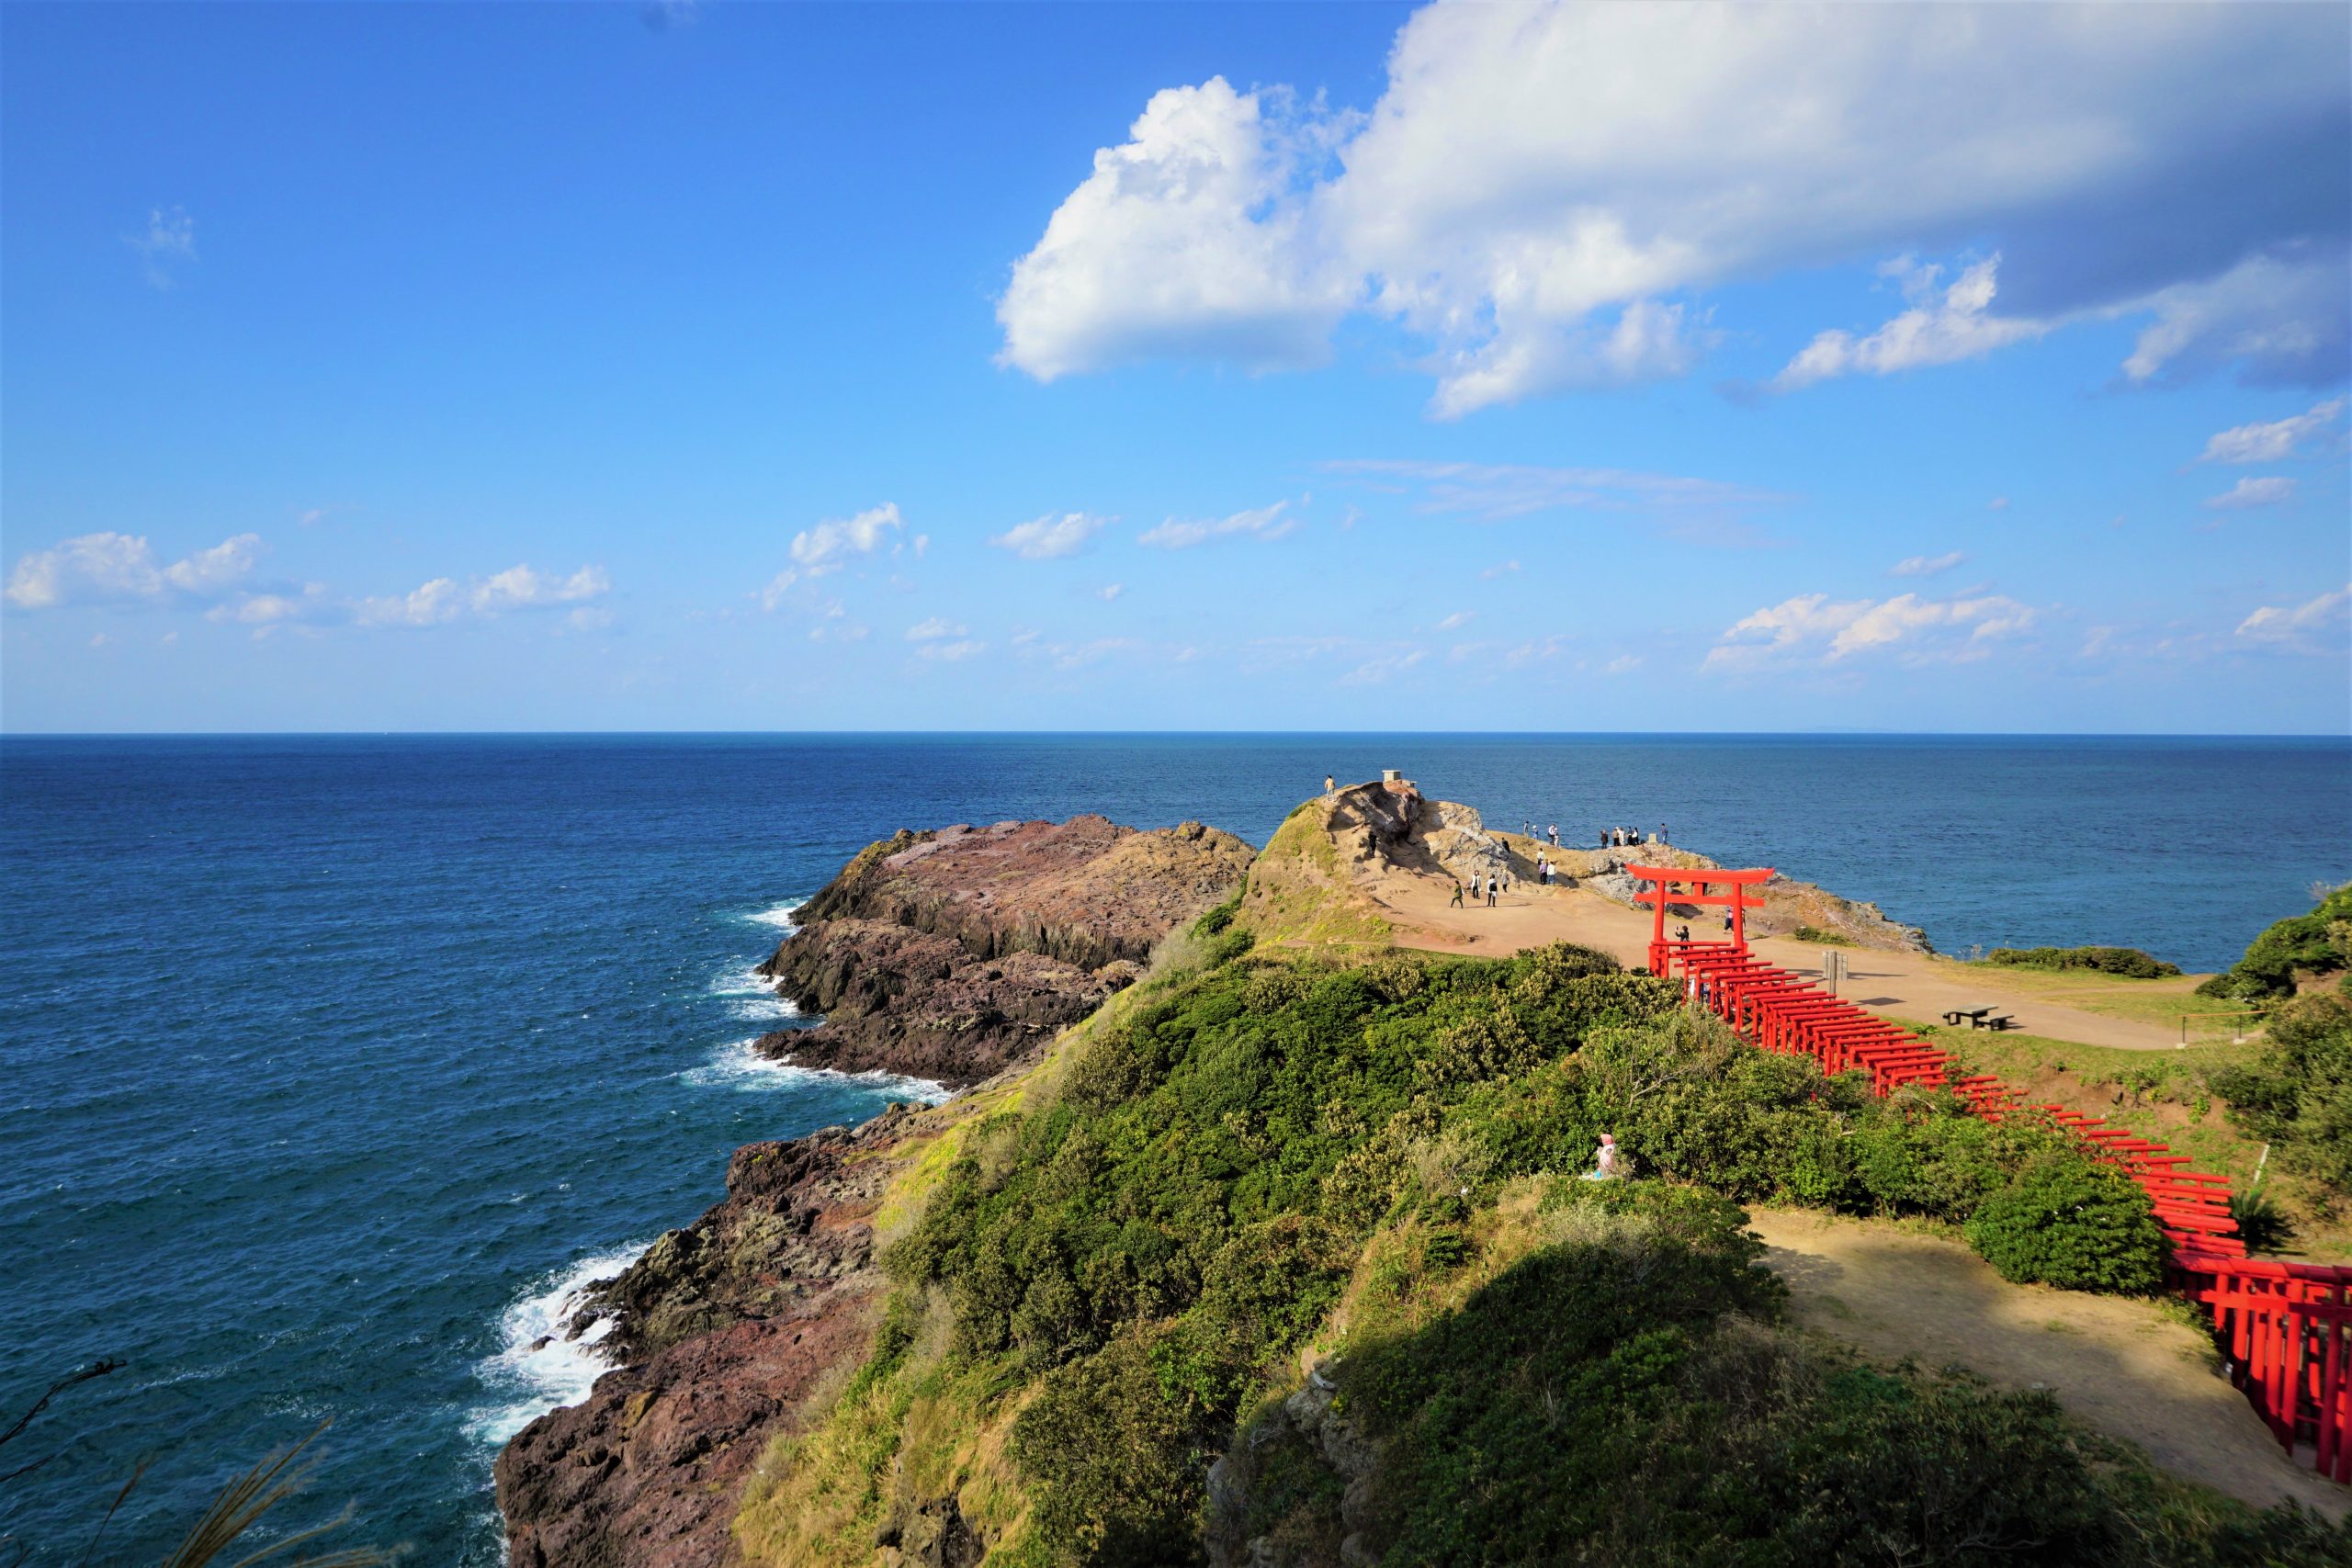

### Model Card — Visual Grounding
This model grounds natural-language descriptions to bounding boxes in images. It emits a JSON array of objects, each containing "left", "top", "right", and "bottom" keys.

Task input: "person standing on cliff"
[
  {"left": 1325, "top": 773, "right": 1335, "bottom": 794},
  {"left": 1548, "top": 823, "right": 1558, "bottom": 847}
]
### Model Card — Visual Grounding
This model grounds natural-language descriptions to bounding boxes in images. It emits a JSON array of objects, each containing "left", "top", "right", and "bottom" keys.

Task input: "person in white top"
[{"left": 1586, "top": 1133, "right": 1623, "bottom": 1180}]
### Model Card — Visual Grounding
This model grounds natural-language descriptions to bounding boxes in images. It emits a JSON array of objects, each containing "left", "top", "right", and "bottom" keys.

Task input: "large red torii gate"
[{"left": 1626, "top": 863, "right": 1774, "bottom": 977}]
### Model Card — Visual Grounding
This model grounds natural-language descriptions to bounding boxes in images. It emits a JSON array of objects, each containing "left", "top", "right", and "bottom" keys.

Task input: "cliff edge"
[{"left": 495, "top": 814, "right": 1252, "bottom": 1568}]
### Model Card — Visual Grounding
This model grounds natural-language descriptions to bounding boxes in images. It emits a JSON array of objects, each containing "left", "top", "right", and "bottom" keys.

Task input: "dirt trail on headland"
[
  {"left": 1367, "top": 869, "right": 2188, "bottom": 1051},
  {"left": 1747, "top": 1208, "right": 2348, "bottom": 1518}
]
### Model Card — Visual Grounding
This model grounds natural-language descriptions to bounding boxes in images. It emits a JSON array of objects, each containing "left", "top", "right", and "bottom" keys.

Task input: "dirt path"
[
  {"left": 1363, "top": 871, "right": 2187, "bottom": 1051},
  {"left": 1747, "top": 1208, "right": 2346, "bottom": 1517}
]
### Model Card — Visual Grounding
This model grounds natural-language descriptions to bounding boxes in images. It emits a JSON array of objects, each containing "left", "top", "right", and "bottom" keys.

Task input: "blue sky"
[{"left": 4, "top": 1, "right": 2346, "bottom": 734}]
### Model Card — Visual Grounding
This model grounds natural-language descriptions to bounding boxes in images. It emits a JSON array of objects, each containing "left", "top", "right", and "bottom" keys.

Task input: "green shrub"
[
  {"left": 1191, "top": 890, "right": 1243, "bottom": 938},
  {"left": 1009, "top": 1322, "right": 1218, "bottom": 1564},
  {"left": 1963, "top": 1154, "right": 2166, "bottom": 1293},
  {"left": 1792, "top": 923, "right": 1853, "bottom": 946},
  {"left": 2199, "top": 883, "right": 2352, "bottom": 1001},
  {"left": 1981, "top": 944, "right": 2182, "bottom": 978},
  {"left": 2227, "top": 1188, "right": 2298, "bottom": 1256},
  {"left": 1765, "top": 1371, "right": 2125, "bottom": 1564},
  {"left": 2213, "top": 993, "right": 2352, "bottom": 1199}
]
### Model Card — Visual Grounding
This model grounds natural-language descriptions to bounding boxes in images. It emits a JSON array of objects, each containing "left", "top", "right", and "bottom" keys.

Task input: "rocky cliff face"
[
  {"left": 495, "top": 1107, "right": 919, "bottom": 1568},
  {"left": 753, "top": 816, "right": 1253, "bottom": 1088},
  {"left": 496, "top": 815, "right": 1253, "bottom": 1567}
]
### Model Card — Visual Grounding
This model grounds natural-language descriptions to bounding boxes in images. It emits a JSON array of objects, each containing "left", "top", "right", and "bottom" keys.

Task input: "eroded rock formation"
[{"left": 753, "top": 815, "right": 1254, "bottom": 1087}]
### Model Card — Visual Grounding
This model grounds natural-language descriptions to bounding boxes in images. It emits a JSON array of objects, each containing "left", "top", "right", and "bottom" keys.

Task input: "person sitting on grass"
[{"left": 1582, "top": 1132, "right": 1627, "bottom": 1181}]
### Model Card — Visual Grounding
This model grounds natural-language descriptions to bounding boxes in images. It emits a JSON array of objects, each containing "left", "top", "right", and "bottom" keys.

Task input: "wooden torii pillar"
[{"left": 1627, "top": 863, "right": 1774, "bottom": 979}]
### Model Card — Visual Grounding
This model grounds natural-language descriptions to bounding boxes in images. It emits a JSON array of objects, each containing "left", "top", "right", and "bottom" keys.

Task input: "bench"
[{"left": 1940, "top": 1007, "right": 2017, "bottom": 1032}]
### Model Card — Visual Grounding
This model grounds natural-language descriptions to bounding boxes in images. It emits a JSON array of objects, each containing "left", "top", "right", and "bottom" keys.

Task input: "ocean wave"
[
  {"left": 678, "top": 1038, "right": 950, "bottom": 1104},
  {"left": 744, "top": 897, "right": 810, "bottom": 933},
  {"left": 463, "top": 1241, "right": 650, "bottom": 1449},
  {"left": 710, "top": 962, "right": 802, "bottom": 1021}
]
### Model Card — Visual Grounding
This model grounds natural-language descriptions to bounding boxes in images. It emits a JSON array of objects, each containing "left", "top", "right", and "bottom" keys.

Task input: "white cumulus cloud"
[
  {"left": 6, "top": 531, "right": 262, "bottom": 610},
  {"left": 997, "top": 78, "right": 1352, "bottom": 382},
  {"left": 1000, "top": 2, "right": 2349, "bottom": 413}
]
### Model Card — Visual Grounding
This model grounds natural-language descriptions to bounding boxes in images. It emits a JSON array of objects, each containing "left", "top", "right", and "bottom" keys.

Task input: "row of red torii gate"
[{"left": 1628, "top": 863, "right": 2352, "bottom": 1483}]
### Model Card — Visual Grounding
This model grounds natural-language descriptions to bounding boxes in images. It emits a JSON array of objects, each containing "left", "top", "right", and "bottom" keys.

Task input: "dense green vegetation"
[
  {"left": 2214, "top": 993, "right": 2352, "bottom": 1202},
  {"left": 2198, "top": 882, "right": 2352, "bottom": 1001},
  {"left": 870, "top": 938, "right": 2219, "bottom": 1562},
  {"left": 1981, "top": 945, "right": 2182, "bottom": 979}
]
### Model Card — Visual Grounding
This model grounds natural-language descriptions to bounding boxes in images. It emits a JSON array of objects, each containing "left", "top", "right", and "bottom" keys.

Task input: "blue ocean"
[{"left": 3, "top": 734, "right": 2346, "bottom": 1562}]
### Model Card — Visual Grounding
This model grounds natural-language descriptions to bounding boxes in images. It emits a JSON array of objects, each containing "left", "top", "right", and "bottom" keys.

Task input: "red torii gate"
[{"left": 1627, "top": 863, "right": 1773, "bottom": 977}]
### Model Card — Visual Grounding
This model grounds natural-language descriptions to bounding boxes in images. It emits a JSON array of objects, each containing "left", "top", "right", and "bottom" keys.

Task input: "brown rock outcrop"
[
  {"left": 752, "top": 815, "right": 1253, "bottom": 1087},
  {"left": 495, "top": 1107, "right": 918, "bottom": 1568}
]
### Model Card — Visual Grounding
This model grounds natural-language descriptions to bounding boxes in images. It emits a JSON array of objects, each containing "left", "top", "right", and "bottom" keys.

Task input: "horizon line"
[{"left": 4, "top": 728, "right": 2349, "bottom": 742}]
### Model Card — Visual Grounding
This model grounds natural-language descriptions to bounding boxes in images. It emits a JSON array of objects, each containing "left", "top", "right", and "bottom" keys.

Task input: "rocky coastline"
[
  {"left": 494, "top": 814, "right": 1251, "bottom": 1568},
  {"left": 751, "top": 815, "right": 1253, "bottom": 1088}
]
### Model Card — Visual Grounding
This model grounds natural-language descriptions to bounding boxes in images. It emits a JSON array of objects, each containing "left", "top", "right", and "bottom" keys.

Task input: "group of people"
[
  {"left": 1600, "top": 824, "right": 1666, "bottom": 849},
  {"left": 1451, "top": 866, "right": 1512, "bottom": 907},
  {"left": 1520, "top": 820, "right": 1564, "bottom": 847},
  {"left": 1450, "top": 848, "right": 1574, "bottom": 908}
]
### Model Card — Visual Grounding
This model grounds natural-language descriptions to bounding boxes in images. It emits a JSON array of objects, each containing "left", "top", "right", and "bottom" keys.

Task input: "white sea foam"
[
  {"left": 464, "top": 1241, "right": 650, "bottom": 1449},
  {"left": 710, "top": 962, "right": 802, "bottom": 1021},
  {"left": 679, "top": 1038, "right": 951, "bottom": 1104},
  {"left": 745, "top": 897, "right": 810, "bottom": 933}
]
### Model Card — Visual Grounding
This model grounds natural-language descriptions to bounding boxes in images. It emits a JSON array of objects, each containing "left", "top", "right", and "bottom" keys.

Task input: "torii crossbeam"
[{"left": 1626, "top": 863, "right": 1774, "bottom": 977}]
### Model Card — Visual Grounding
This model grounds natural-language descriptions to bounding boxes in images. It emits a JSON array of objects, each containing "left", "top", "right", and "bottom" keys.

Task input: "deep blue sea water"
[{"left": 3, "top": 733, "right": 2346, "bottom": 1562}]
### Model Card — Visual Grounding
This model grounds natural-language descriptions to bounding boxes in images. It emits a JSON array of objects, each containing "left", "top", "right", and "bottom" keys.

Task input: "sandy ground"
[
  {"left": 1745, "top": 1208, "right": 2346, "bottom": 1517},
  {"left": 1363, "top": 869, "right": 2187, "bottom": 1051}
]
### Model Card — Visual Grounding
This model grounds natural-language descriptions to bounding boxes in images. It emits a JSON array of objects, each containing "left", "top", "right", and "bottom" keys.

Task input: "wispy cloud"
[
  {"left": 2204, "top": 476, "right": 2296, "bottom": 511},
  {"left": 6, "top": 531, "right": 261, "bottom": 609},
  {"left": 762, "top": 502, "right": 906, "bottom": 611},
  {"left": 1323, "top": 459, "right": 1782, "bottom": 526},
  {"left": 1776, "top": 255, "right": 2047, "bottom": 390},
  {"left": 790, "top": 502, "right": 902, "bottom": 575},
  {"left": 905, "top": 617, "right": 967, "bottom": 642},
  {"left": 2199, "top": 397, "right": 2347, "bottom": 464},
  {"left": 2235, "top": 582, "right": 2349, "bottom": 649},
  {"left": 1705, "top": 590, "right": 2036, "bottom": 671},
  {"left": 1889, "top": 551, "right": 1966, "bottom": 579},
  {"left": 127, "top": 206, "right": 196, "bottom": 288},
  {"left": 913, "top": 637, "right": 987, "bottom": 662},
  {"left": 990, "top": 511, "right": 1111, "bottom": 560},
  {"left": 348, "top": 563, "right": 611, "bottom": 628},
  {"left": 1137, "top": 500, "right": 1297, "bottom": 549}
]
